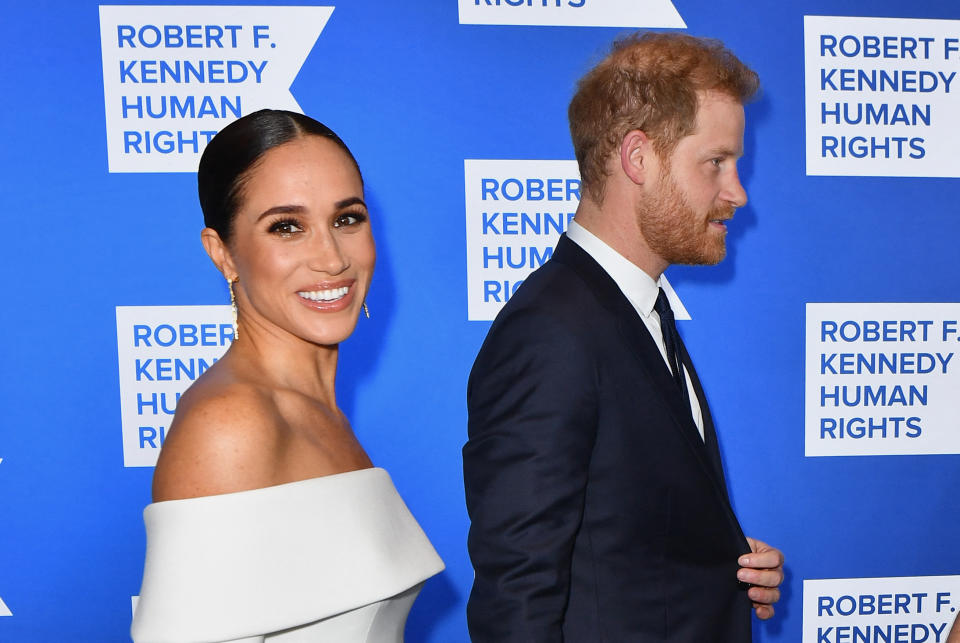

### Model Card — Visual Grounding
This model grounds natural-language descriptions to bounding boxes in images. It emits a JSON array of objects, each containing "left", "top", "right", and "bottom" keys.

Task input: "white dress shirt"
[{"left": 566, "top": 220, "right": 704, "bottom": 439}]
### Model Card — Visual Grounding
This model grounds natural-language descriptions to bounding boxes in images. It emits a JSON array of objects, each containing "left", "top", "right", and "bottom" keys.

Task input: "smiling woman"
[
  {"left": 201, "top": 134, "right": 374, "bottom": 349},
  {"left": 130, "top": 109, "right": 444, "bottom": 643}
]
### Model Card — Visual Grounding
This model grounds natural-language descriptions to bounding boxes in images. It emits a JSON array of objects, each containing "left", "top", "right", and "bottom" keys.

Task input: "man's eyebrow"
[{"left": 706, "top": 146, "right": 744, "bottom": 159}]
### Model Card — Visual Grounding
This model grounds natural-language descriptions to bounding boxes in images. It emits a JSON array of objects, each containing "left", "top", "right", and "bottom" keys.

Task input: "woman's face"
[{"left": 223, "top": 135, "right": 375, "bottom": 347}]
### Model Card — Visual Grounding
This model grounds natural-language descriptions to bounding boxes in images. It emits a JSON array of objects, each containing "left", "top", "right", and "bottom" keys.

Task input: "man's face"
[{"left": 637, "top": 90, "right": 747, "bottom": 266}]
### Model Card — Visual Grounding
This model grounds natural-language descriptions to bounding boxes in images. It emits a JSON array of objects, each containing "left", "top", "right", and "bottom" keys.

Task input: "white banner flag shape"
[
  {"left": 458, "top": 0, "right": 685, "bottom": 28},
  {"left": 99, "top": 5, "right": 334, "bottom": 173}
]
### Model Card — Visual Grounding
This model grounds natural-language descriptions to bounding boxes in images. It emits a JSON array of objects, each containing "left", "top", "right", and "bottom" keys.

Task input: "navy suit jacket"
[{"left": 464, "top": 235, "right": 753, "bottom": 642}]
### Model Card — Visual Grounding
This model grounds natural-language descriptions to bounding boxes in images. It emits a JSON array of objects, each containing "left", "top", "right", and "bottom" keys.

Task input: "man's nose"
[{"left": 722, "top": 168, "right": 748, "bottom": 208}]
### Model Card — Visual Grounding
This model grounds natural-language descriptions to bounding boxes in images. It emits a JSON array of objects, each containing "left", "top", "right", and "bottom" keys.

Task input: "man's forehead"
[{"left": 679, "top": 91, "right": 746, "bottom": 154}]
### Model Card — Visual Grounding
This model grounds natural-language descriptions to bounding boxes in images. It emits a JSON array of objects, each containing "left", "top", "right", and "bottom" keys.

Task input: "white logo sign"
[
  {"left": 464, "top": 159, "right": 688, "bottom": 321},
  {"left": 458, "top": 0, "right": 685, "bottom": 28},
  {"left": 804, "top": 16, "right": 960, "bottom": 177},
  {"left": 116, "top": 305, "right": 233, "bottom": 467},
  {"left": 99, "top": 5, "right": 333, "bottom": 173},
  {"left": 803, "top": 575, "right": 960, "bottom": 643},
  {"left": 806, "top": 303, "right": 960, "bottom": 456}
]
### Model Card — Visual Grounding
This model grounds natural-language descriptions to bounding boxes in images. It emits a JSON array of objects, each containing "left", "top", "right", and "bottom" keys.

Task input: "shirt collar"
[{"left": 566, "top": 220, "right": 661, "bottom": 319}]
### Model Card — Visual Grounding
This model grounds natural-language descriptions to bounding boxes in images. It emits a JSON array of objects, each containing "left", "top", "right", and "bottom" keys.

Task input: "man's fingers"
[
  {"left": 743, "top": 538, "right": 785, "bottom": 621},
  {"left": 737, "top": 567, "right": 784, "bottom": 588},
  {"left": 738, "top": 548, "right": 784, "bottom": 570},
  {"left": 748, "top": 585, "right": 780, "bottom": 606}
]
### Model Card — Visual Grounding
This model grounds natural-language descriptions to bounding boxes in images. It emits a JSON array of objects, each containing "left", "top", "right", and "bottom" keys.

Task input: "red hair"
[{"left": 569, "top": 32, "right": 759, "bottom": 201}]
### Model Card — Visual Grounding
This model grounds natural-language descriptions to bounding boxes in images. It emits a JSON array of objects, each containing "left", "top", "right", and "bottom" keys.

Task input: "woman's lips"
[{"left": 296, "top": 281, "right": 356, "bottom": 311}]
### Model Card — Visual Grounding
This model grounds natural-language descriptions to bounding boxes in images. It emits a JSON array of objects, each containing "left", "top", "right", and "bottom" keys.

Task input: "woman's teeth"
[{"left": 298, "top": 286, "right": 349, "bottom": 302}]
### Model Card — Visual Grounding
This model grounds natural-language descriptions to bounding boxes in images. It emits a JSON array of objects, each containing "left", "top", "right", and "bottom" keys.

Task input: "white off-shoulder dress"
[{"left": 131, "top": 467, "right": 444, "bottom": 643}]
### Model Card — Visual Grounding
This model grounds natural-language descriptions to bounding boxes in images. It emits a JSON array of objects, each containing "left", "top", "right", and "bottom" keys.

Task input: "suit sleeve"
[{"left": 463, "top": 309, "right": 598, "bottom": 642}]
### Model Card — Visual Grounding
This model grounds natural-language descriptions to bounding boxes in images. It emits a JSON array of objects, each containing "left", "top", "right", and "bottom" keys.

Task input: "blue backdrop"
[{"left": 1, "top": 1, "right": 959, "bottom": 641}]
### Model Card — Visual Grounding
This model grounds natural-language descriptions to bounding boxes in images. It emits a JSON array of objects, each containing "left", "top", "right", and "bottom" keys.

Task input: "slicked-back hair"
[
  {"left": 197, "top": 109, "right": 361, "bottom": 242},
  {"left": 568, "top": 32, "right": 759, "bottom": 202}
]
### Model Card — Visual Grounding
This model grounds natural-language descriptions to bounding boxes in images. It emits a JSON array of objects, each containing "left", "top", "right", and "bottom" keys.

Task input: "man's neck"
[{"left": 573, "top": 194, "right": 668, "bottom": 281}]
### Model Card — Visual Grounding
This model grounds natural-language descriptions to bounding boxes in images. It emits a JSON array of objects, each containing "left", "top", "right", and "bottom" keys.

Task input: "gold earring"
[
  {"left": 362, "top": 302, "right": 370, "bottom": 319},
  {"left": 228, "top": 277, "right": 239, "bottom": 340}
]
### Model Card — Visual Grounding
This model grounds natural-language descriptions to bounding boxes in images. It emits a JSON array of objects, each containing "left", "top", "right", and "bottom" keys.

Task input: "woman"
[{"left": 131, "top": 110, "right": 444, "bottom": 642}]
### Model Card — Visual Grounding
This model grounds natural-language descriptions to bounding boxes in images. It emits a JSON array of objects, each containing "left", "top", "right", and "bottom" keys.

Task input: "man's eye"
[
  {"left": 333, "top": 211, "right": 367, "bottom": 228},
  {"left": 268, "top": 219, "right": 303, "bottom": 235}
]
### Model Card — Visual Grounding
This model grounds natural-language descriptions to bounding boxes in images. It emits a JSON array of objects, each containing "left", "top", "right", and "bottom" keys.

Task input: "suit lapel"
[
  {"left": 677, "top": 337, "right": 729, "bottom": 498},
  {"left": 552, "top": 236, "right": 731, "bottom": 506},
  {"left": 553, "top": 235, "right": 749, "bottom": 551},
  {"left": 679, "top": 338, "right": 749, "bottom": 549}
]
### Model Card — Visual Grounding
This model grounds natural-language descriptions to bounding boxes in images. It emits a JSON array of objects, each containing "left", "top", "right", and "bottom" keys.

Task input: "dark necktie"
[
  {"left": 654, "top": 287, "right": 690, "bottom": 411},
  {"left": 654, "top": 288, "right": 726, "bottom": 482}
]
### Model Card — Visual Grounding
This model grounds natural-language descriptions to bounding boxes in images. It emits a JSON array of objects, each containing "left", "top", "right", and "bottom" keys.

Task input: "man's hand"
[{"left": 737, "top": 537, "right": 784, "bottom": 620}]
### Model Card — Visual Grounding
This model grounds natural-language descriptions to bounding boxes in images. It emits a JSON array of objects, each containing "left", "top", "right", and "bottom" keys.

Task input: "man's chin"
[
  {"left": 671, "top": 244, "right": 727, "bottom": 266},
  {"left": 704, "top": 246, "right": 727, "bottom": 265},
  {"left": 702, "top": 238, "right": 728, "bottom": 265}
]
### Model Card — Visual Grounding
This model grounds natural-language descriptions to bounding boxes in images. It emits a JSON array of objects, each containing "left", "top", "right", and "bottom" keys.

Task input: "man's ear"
[
  {"left": 619, "top": 129, "right": 653, "bottom": 186},
  {"left": 200, "top": 228, "right": 238, "bottom": 280}
]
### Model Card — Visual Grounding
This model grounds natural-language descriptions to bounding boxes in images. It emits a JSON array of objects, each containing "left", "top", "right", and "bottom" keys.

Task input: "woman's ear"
[{"left": 200, "top": 228, "right": 237, "bottom": 280}]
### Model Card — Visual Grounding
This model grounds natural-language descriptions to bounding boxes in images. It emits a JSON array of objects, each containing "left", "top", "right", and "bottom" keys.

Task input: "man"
[{"left": 463, "top": 33, "right": 784, "bottom": 641}]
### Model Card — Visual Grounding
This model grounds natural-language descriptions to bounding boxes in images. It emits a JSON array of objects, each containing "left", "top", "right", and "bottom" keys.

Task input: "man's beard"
[{"left": 636, "top": 170, "right": 734, "bottom": 266}]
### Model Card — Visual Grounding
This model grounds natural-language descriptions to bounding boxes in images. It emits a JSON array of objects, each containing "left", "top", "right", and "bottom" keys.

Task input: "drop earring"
[
  {"left": 362, "top": 302, "right": 370, "bottom": 319},
  {"left": 228, "top": 277, "right": 239, "bottom": 340}
]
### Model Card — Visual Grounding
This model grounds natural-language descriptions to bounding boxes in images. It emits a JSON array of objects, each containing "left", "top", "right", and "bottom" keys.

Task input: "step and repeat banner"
[{"left": 1, "top": 1, "right": 958, "bottom": 641}]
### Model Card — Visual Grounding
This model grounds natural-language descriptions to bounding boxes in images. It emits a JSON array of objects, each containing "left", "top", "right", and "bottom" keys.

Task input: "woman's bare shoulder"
[{"left": 151, "top": 371, "right": 283, "bottom": 503}]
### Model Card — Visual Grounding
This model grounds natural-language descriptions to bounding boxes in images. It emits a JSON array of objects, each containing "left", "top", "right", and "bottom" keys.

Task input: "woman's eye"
[
  {"left": 333, "top": 212, "right": 367, "bottom": 228},
  {"left": 268, "top": 220, "right": 303, "bottom": 235}
]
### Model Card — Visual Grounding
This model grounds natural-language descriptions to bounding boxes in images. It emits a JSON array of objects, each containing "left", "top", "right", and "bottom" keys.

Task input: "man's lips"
[{"left": 708, "top": 209, "right": 735, "bottom": 228}]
